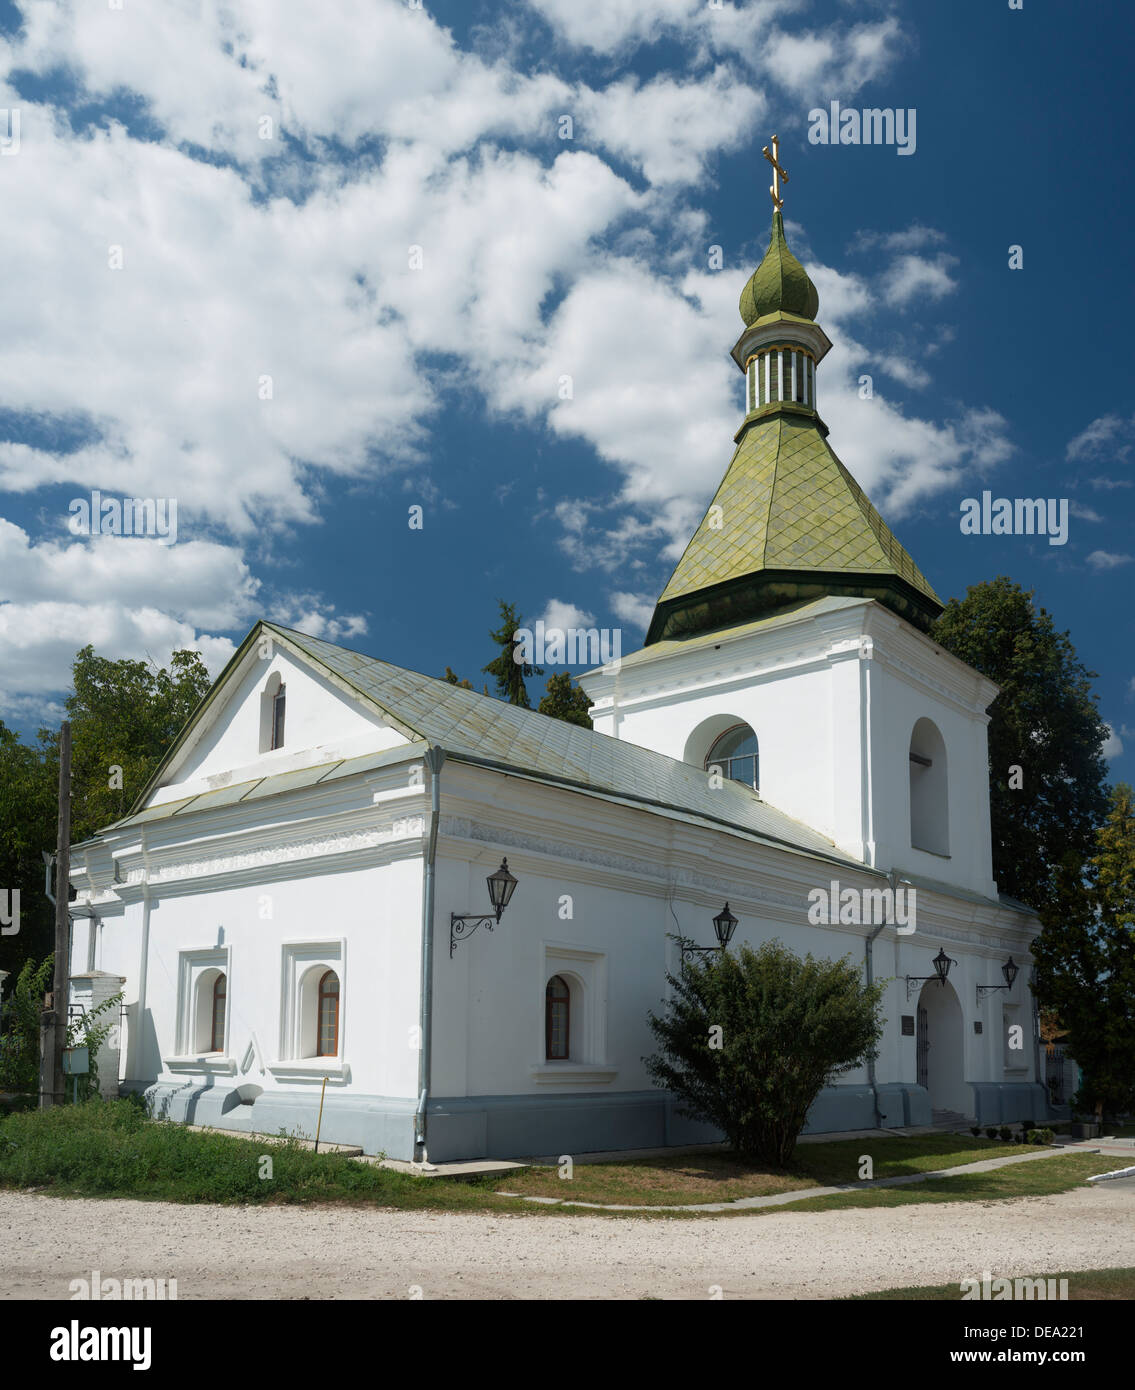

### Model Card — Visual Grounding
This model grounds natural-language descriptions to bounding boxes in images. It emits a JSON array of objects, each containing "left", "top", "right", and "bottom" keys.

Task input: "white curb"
[{"left": 1086, "top": 1165, "right": 1135, "bottom": 1183}]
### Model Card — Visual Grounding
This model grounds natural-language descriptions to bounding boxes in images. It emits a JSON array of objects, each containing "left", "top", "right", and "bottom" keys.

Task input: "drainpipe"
[
  {"left": 864, "top": 916, "right": 887, "bottom": 1132},
  {"left": 413, "top": 746, "right": 445, "bottom": 1163},
  {"left": 136, "top": 827, "right": 151, "bottom": 1093},
  {"left": 864, "top": 866, "right": 906, "bottom": 1132}
]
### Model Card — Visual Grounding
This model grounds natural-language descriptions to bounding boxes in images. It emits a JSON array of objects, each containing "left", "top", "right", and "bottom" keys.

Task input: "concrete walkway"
[{"left": 496, "top": 1144, "right": 1094, "bottom": 1213}]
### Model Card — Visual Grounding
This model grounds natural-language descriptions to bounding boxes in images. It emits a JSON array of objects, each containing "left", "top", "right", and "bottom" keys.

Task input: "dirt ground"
[{"left": 2, "top": 1183, "right": 1132, "bottom": 1300}]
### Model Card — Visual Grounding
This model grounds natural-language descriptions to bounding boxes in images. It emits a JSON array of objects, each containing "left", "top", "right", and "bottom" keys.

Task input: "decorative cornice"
[
  {"left": 122, "top": 819, "right": 425, "bottom": 891},
  {"left": 438, "top": 809, "right": 1033, "bottom": 949}
]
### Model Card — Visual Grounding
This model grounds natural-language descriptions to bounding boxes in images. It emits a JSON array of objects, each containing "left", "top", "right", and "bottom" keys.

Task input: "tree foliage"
[
  {"left": 0, "top": 954, "right": 121, "bottom": 1101},
  {"left": 1033, "top": 784, "right": 1135, "bottom": 1118},
  {"left": 931, "top": 576, "right": 1109, "bottom": 911},
  {"left": 482, "top": 600, "right": 542, "bottom": 708},
  {"left": 0, "top": 646, "right": 212, "bottom": 979},
  {"left": 38, "top": 645, "right": 212, "bottom": 841},
  {"left": 537, "top": 671, "right": 593, "bottom": 729},
  {"left": 0, "top": 721, "right": 57, "bottom": 974},
  {"left": 645, "top": 939, "right": 885, "bottom": 1166}
]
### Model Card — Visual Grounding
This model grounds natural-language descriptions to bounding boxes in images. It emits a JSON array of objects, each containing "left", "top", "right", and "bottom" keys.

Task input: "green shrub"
[
  {"left": 998, "top": 1125, "right": 1012, "bottom": 1141},
  {"left": 970, "top": 1126, "right": 982, "bottom": 1137},
  {"left": 985, "top": 1127, "right": 998, "bottom": 1139},
  {"left": 645, "top": 939, "right": 885, "bottom": 1167}
]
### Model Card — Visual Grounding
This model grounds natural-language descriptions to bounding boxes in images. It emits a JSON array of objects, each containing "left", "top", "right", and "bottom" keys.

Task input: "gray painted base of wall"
[
  {"left": 425, "top": 1082, "right": 932, "bottom": 1161},
  {"left": 970, "top": 1082, "right": 1052, "bottom": 1127},
  {"left": 142, "top": 1078, "right": 1049, "bottom": 1162},
  {"left": 144, "top": 1081, "right": 417, "bottom": 1159}
]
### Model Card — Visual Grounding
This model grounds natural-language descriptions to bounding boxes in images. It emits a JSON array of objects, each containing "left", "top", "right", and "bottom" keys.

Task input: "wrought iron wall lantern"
[
  {"left": 677, "top": 903, "right": 739, "bottom": 961},
  {"left": 976, "top": 955, "right": 1019, "bottom": 1003},
  {"left": 904, "top": 946, "right": 956, "bottom": 1001},
  {"left": 450, "top": 858, "right": 519, "bottom": 956}
]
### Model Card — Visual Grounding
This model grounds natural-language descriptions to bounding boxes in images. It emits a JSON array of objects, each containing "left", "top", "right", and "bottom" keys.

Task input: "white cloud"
[
  {"left": 525, "top": 0, "right": 740, "bottom": 54},
  {"left": 1102, "top": 724, "right": 1123, "bottom": 760},
  {"left": 0, "top": 0, "right": 1014, "bottom": 709},
  {"left": 538, "top": 598, "right": 597, "bottom": 632},
  {"left": 0, "top": 520, "right": 255, "bottom": 716},
  {"left": 577, "top": 66, "right": 764, "bottom": 185},
  {"left": 871, "top": 353, "right": 931, "bottom": 390},
  {"left": 610, "top": 591, "right": 655, "bottom": 630},
  {"left": 851, "top": 223, "right": 948, "bottom": 255},
  {"left": 1086, "top": 550, "right": 1134, "bottom": 571},
  {"left": 524, "top": 0, "right": 905, "bottom": 102},
  {"left": 881, "top": 253, "right": 959, "bottom": 308},
  {"left": 0, "top": 600, "right": 235, "bottom": 715},
  {"left": 0, "top": 520, "right": 258, "bottom": 630},
  {"left": 1067, "top": 413, "right": 1133, "bottom": 462}
]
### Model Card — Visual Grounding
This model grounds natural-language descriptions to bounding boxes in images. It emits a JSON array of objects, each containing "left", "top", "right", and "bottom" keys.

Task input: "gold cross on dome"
[{"left": 763, "top": 134, "right": 789, "bottom": 211}]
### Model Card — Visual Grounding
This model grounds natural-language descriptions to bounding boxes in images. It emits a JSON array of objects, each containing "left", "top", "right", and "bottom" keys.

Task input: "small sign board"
[
  {"left": 62, "top": 1047, "right": 89, "bottom": 1075},
  {"left": 900, "top": 1015, "right": 915, "bottom": 1036}
]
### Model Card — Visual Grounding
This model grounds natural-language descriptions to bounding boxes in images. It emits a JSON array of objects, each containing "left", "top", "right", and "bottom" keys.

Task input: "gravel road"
[{"left": 2, "top": 1183, "right": 1132, "bottom": 1300}]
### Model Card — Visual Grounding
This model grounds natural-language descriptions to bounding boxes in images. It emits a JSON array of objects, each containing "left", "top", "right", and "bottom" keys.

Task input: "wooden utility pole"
[{"left": 40, "top": 720, "right": 71, "bottom": 1108}]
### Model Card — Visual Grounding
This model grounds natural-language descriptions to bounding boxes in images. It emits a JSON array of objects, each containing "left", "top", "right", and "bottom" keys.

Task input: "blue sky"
[{"left": 0, "top": 0, "right": 1132, "bottom": 781}]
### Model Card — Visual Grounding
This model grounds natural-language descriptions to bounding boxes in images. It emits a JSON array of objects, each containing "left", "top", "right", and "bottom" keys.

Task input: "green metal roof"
[
  {"left": 103, "top": 621, "right": 863, "bottom": 871},
  {"left": 646, "top": 411, "right": 942, "bottom": 643},
  {"left": 739, "top": 211, "right": 819, "bottom": 326},
  {"left": 273, "top": 625, "right": 860, "bottom": 865}
]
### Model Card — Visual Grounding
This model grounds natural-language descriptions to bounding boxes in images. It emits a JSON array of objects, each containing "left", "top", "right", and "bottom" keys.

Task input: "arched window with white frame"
[{"left": 192, "top": 967, "right": 227, "bottom": 1055}]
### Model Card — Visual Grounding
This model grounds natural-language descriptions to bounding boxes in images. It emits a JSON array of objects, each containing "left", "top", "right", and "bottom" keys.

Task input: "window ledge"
[
  {"left": 266, "top": 1058, "right": 351, "bottom": 1082},
  {"left": 163, "top": 1055, "right": 237, "bottom": 1076},
  {"left": 530, "top": 1063, "right": 617, "bottom": 1086}
]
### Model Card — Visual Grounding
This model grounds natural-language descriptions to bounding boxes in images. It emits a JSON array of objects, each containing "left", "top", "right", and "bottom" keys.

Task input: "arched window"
[
  {"left": 545, "top": 975, "right": 570, "bottom": 1060},
  {"left": 271, "top": 684, "right": 286, "bottom": 750},
  {"left": 909, "top": 717, "right": 949, "bottom": 856},
  {"left": 705, "top": 723, "right": 759, "bottom": 791},
  {"left": 210, "top": 974, "right": 227, "bottom": 1054},
  {"left": 259, "top": 672, "right": 286, "bottom": 753},
  {"left": 317, "top": 970, "right": 340, "bottom": 1057}
]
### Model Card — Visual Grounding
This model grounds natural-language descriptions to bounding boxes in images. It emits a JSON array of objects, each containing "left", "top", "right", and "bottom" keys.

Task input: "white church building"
[{"left": 67, "top": 206, "right": 1049, "bottom": 1162}]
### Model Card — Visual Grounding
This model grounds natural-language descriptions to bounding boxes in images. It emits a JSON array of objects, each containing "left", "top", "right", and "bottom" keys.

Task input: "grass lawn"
[
  {"left": 0, "top": 1102, "right": 1099, "bottom": 1217},
  {"left": 502, "top": 1134, "right": 1027, "bottom": 1206},
  {"left": 0, "top": 1100, "right": 528, "bottom": 1214},
  {"left": 767, "top": 1152, "right": 1106, "bottom": 1215},
  {"left": 849, "top": 1267, "right": 1135, "bottom": 1300}
]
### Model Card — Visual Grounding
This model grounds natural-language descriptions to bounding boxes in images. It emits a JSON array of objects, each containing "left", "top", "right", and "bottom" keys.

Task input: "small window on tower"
[
  {"left": 705, "top": 723, "right": 759, "bottom": 791},
  {"left": 271, "top": 685, "right": 286, "bottom": 750}
]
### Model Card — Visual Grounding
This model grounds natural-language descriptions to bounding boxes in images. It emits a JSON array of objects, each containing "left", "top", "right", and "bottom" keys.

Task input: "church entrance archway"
[{"left": 916, "top": 977, "right": 967, "bottom": 1115}]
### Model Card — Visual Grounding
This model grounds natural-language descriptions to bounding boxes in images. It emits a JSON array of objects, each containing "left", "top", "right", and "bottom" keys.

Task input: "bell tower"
[{"left": 582, "top": 140, "right": 999, "bottom": 900}]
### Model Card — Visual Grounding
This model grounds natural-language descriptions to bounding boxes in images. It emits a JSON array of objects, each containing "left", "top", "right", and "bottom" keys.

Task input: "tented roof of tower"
[{"left": 646, "top": 412, "right": 943, "bottom": 644}]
